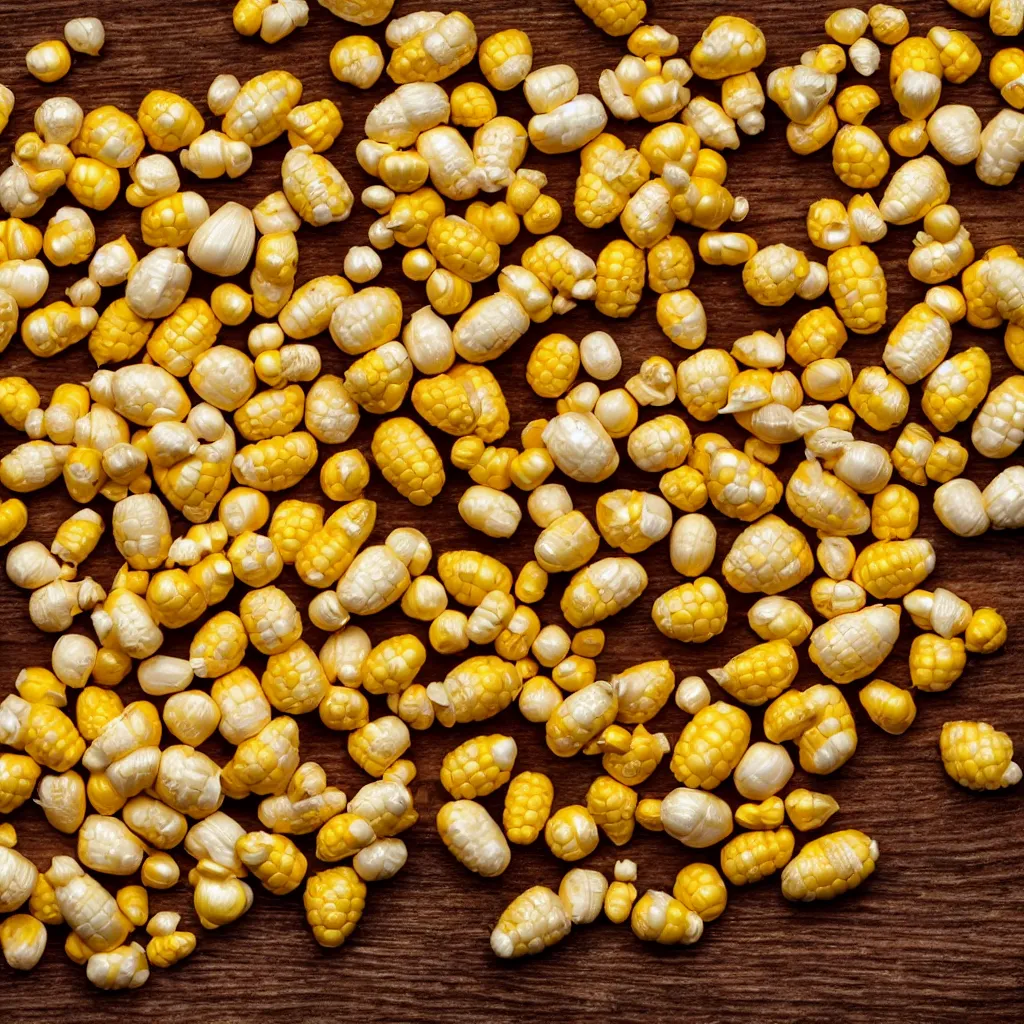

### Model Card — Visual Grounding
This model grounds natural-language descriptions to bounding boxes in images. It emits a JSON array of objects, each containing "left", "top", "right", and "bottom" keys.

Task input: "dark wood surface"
[{"left": 1, "top": 1, "right": 1022, "bottom": 1020}]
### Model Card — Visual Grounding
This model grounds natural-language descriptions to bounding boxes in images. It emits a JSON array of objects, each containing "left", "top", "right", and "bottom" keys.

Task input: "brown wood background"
[{"left": 1, "top": 1, "right": 1022, "bottom": 1020}]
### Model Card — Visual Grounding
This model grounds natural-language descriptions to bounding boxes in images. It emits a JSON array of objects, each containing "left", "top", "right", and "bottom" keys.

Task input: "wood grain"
[{"left": 1, "top": 1, "right": 1022, "bottom": 1020}]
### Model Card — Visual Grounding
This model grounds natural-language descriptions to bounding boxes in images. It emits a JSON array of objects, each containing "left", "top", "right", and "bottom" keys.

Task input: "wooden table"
[{"left": 1, "top": 0, "right": 1022, "bottom": 1020}]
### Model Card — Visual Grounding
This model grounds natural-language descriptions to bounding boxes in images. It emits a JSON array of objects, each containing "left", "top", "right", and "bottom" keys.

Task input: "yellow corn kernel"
[
  {"left": 229, "top": 431, "right": 316, "bottom": 492},
  {"left": 370, "top": 416, "right": 444, "bottom": 506},
  {"left": 836, "top": 85, "right": 880, "bottom": 126},
  {"left": 594, "top": 238, "right": 645, "bottom": 318},
  {"left": 722, "top": 514, "right": 814, "bottom": 595},
  {"left": 0, "top": 753, "right": 40, "bottom": 813},
  {"left": 225, "top": 528, "right": 283, "bottom": 587},
  {"left": 847, "top": 366, "right": 908, "bottom": 431},
  {"left": 575, "top": 136, "right": 648, "bottom": 231},
  {"left": 582, "top": 775, "right": 635, "bottom": 846},
  {"left": 964, "top": 608, "right": 1007, "bottom": 654},
  {"left": 971, "top": 374, "right": 1024, "bottom": 460},
  {"left": 908, "top": 633, "right": 966, "bottom": 693},
  {"left": 319, "top": 685, "right": 369, "bottom": 731},
  {"left": 423, "top": 215, "right": 499, "bottom": 285},
  {"left": 137, "top": 91, "right": 203, "bottom": 152},
  {"left": 71, "top": 106, "right": 143, "bottom": 169},
  {"left": 850, "top": 538, "right": 935, "bottom": 600},
  {"left": 924, "top": 436, "right": 967, "bottom": 483},
  {"left": 742, "top": 243, "right": 818, "bottom": 308},
  {"left": 219, "top": 717, "right": 300, "bottom": 800},
  {"left": 705, "top": 447, "right": 782, "bottom": 522},
  {"left": 86, "top": 298, "right": 153, "bottom": 367},
  {"left": 465, "top": 200, "right": 520, "bottom": 247},
  {"left": 627, "top": 414, "right": 692, "bottom": 473},
  {"left": 343, "top": 342, "right": 411, "bottom": 414},
  {"left": 335, "top": 544, "right": 411, "bottom": 617},
  {"left": 233, "top": 385, "right": 304, "bottom": 442},
  {"left": 303, "top": 865, "right": 366, "bottom": 947},
  {"left": 281, "top": 145, "right": 354, "bottom": 226},
  {"left": 867, "top": 484, "right": 917, "bottom": 542},
  {"left": 919, "top": 348, "right": 990, "bottom": 435},
  {"left": 29, "top": 873, "right": 63, "bottom": 925},
  {"left": 0, "top": 696, "right": 84, "bottom": 771},
  {"left": 143, "top": 298, "right": 218, "bottom": 376},
  {"left": 188, "top": 609, "right": 247, "bottom": 679},
  {"left": 576, "top": 0, "right": 646, "bottom": 35},
  {"left": 387, "top": 12, "right": 477, "bottom": 84},
  {"left": 698, "top": 230, "right": 757, "bottom": 267},
  {"left": 786, "top": 102, "right": 839, "bottom": 155},
  {"left": 261, "top": 641, "right": 328, "bottom": 716},
  {"left": 317, "top": 450, "right": 368, "bottom": 503},
  {"left": 360, "top": 633, "right": 425, "bottom": 697},
  {"left": 825, "top": 245, "right": 887, "bottom": 336},
  {"left": 720, "top": 827, "right": 795, "bottom": 886},
  {"left": 221, "top": 70, "right": 301, "bottom": 149},
  {"left": 42, "top": 207, "right": 95, "bottom": 268},
  {"left": 859, "top": 679, "right": 917, "bottom": 734},
  {"left": 672, "top": 863, "right": 728, "bottom": 922},
  {"left": 478, "top": 29, "right": 532, "bottom": 91},
  {"left": 940, "top": 721, "right": 1021, "bottom": 790},
  {"left": 0, "top": 441, "right": 71, "bottom": 497},
  {"left": 0, "top": 380, "right": 39, "bottom": 433},
  {"left": 886, "top": 119, "right": 928, "bottom": 159},
  {"left": 782, "top": 829, "right": 879, "bottom": 901},
  {"left": 444, "top": 364, "right": 507, "bottom": 442},
  {"left": 689, "top": 15, "right": 765, "bottom": 79},
  {"left": 890, "top": 422, "right": 932, "bottom": 487},
  {"left": 490, "top": 885, "right": 570, "bottom": 960},
  {"left": 651, "top": 576, "right": 728, "bottom": 644},
  {"left": 267, "top": 499, "right": 323, "bottom": 567},
  {"left": 21, "top": 301, "right": 98, "bottom": 360},
  {"left": 658, "top": 465, "right": 707, "bottom": 513},
  {"left": 669, "top": 701, "right": 750, "bottom": 791},
  {"left": 784, "top": 456, "right": 870, "bottom": 537},
  {"left": 328, "top": 35, "right": 383, "bottom": 89},
  {"left": 145, "top": 568, "right": 205, "bottom": 629},
  {"left": 787, "top": 307, "right": 847, "bottom": 368},
  {"left": 523, "top": 333, "right": 579, "bottom": 399},
  {"left": 867, "top": 3, "right": 908, "bottom": 41},
  {"left": 645, "top": 237, "right": 693, "bottom": 296},
  {"left": 14, "top": 665, "right": 65, "bottom": 706},
  {"left": 315, "top": 812, "right": 376, "bottom": 862},
  {"left": 746, "top": 596, "right": 812, "bottom": 647},
  {"left": 145, "top": 911, "right": 195, "bottom": 968},
  {"left": 544, "top": 804, "right": 599, "bottom": 861},
  {"left": 785, "top": 788, "right": 840, "bottom": 832},
  {"left": 347, "top": 716, "right": 410, "bottom": 778},
  {"left": 595, "top": 489, "right": 672, "bottom": 554},
  {"left": 423, "top": 655, "right": 520, "bottom": 729},
  {"left": 807, "top": 603, "right": 901, "bottom": 684},
  {"left": 709, "top": 640, "right": 798, "bottom": 707},
  {"left": 286, "top": 99, "right": 343, "bottom": 154},
  {"left": 438, "top": 734, "right": 516, "bottom": 800},
  {"left": 830, "top": 124, "right": 890, "bottom": 191},
  {"left": 991, "top": 48, "right": 1024, "bottom": 110},
  {"left": 735, "top": 796, "right": 786, "bottom": 830},
  {"left": 765, "top": 684, "right": 859, "bottom": 775},
  {"left": 545, "top": 679, "right": 617, "bottom": 757},
  {"left": 630, "top": 889, "right": 703, "bottom": 945},
  {"left": 25, "top": 39, "right": 71, "bottom": 82},
  {"left": 502, "top": 771, "right": 553, "bottom": 845}
]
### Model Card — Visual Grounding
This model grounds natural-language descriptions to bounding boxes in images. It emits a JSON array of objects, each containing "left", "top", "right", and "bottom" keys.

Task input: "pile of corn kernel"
[{"left": 0, "top": 0, "right": 1022, "bottom": 984}]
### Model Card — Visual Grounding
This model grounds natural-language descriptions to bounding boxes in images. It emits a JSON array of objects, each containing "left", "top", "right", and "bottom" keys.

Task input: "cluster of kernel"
[{"left": 0, "top": 0, "right": 1021, "bottom": 982}]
